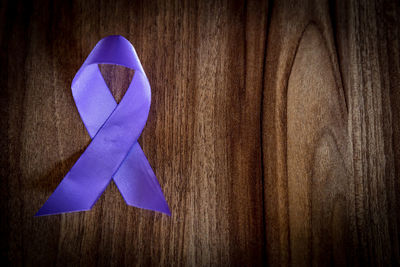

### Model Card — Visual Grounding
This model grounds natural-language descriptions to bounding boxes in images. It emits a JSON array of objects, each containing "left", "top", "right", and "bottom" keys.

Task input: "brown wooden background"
[{"left": 1, "top": 0, "right": 400, "bottom": 266}]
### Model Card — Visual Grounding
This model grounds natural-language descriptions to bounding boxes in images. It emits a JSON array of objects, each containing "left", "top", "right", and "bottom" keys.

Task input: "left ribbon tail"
[{"left": 35, "top": 172, "right": 111, "bottom": 216}]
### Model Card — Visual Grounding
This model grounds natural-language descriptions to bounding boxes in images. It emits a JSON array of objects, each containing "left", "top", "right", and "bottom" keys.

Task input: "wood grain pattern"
[
  {"left": 263, "top": 0, "right": 400, "bottom": 266},
  {"left": 1, "top": 0, "right": 399, "bottom": 266}
]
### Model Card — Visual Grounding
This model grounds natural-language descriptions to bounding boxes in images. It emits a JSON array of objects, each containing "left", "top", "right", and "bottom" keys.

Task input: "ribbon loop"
[{"left": 36, "top": 35, "right": 170, "bottom": 216}]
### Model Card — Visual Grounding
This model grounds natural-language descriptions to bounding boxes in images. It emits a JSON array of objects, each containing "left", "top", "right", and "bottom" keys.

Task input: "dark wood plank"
[
  {"left": 0, "top": 0, "right": 268, "bottom": 266},
  {"left": 335, "top": 0, "right": 400, "bottom": 265},
  {"left": 263, "top": 0, "right": 400, "bottom": 266}
]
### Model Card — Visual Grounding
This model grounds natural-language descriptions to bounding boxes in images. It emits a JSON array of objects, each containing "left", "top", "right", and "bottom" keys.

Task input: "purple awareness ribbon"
[{"left": 36, "top": 35, "right": 170, "bottom": 216}]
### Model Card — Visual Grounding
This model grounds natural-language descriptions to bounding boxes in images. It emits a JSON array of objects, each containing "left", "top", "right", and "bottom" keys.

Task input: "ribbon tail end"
[
  {"left": 125, "top": 196, "right": 171, "bottom": 216},
  {"left": 35, "top": 204, "right": 53, "bottom": 217},
  {"left": 163, "top": 206, "right": 172, "bottom": 216},
  {"left": 34, "top": 207, "right": 56, "bottom": 217},
  {"left": 34, "top": 200, "right": 93, "bottom": 217},
  {"left": 121, "top": 189, "right": 171, "bottom": 216}
]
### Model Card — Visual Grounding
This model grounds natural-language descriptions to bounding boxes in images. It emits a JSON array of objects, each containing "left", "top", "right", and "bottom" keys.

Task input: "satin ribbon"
[{"left": 36, "top": 35, "right": 170, "bottom": 216}]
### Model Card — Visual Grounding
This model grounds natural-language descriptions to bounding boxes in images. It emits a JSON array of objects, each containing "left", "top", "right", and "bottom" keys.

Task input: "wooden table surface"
[{"left": 1, "top": 0, "right": 399, "bottom": 266}]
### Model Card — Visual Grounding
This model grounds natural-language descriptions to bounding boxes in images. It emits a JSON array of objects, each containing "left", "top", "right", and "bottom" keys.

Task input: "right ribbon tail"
[{"left": 113, "top": 142, "right": 171, "bottom": 216}]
